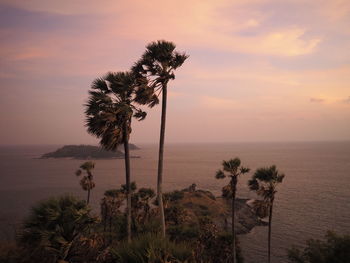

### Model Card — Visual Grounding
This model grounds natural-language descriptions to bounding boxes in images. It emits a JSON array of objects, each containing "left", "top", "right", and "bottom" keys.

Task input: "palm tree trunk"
[
  {"left": 157, "top": 83, "right": 167, "bottom": 238},
  {"left": 87, "top": 189, "right": 90, "bottom": 204},
  {"left": 268, "top": 199, "right": 274, "bottom": 263},
  {"left": 123, "top": 123, "right": 132, "bottom": 243},
  {"left": 231, "top": 178, "right": 237, "bottom": 263}
]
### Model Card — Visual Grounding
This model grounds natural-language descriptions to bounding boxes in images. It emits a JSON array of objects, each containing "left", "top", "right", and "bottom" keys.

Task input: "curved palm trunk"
[
  {"left": 231, "top": 178, "right": 237, "bottom": 263},
  {"left": 157, "top": 84, "right": 167, "bottom": 238},
  {"left": 123, "top": 123, "right": 132, "bottom": 243},
  {"left": 268, "top": 199, "right": 274, "bottom": 263}
]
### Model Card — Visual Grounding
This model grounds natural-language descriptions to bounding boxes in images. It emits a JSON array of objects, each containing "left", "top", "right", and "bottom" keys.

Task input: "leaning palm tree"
[
  {"left": 215, "top": 158, "right": 250, "bottom": 263},
  {"left": 75, "top": 161, "right": 95, "bottom": 204},
  {"left": 132, "top": 40, "right": 188, "bottom": 237},
  {"left": 248, "top": 165, "right": 285, "bottom": 263},
  {"left": 85, "top": 71, "right": 146, "bottom": 242}
]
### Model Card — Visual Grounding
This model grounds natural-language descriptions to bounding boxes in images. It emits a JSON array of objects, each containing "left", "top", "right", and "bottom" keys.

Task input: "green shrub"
[
  {"left": 168, "top": 225, "right": 200, "bottom": 242},
  {"left": 18, "top": 195, "right": 98, "bottom": 263},
  {"left": 111, "top": 233, "right": 193, "bottom": 263},
  {"left": 288, "top": 231, "right": 350, "bottom": 263}
]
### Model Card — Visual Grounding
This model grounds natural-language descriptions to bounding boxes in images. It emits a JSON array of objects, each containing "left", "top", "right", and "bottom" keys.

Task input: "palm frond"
[{"left": 215, "top": 170, "right": 226, "bottom": 179}]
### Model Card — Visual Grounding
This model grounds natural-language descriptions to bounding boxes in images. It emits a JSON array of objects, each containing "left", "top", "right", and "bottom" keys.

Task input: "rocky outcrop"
[{"left": 167, "top": 189, "right": 266, "bottom": 235}]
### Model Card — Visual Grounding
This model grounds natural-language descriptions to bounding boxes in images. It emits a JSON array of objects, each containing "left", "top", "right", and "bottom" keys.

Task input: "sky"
[{"left": 0, "top": 0, "right": 349, "bottom": 145}]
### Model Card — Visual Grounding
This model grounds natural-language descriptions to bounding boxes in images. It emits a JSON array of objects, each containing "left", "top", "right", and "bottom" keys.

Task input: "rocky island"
[{"left": 41, "top": 144, "right": 140, "bottom": 159}]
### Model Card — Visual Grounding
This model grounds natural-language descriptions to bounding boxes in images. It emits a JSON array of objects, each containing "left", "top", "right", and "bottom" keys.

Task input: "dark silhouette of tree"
[
  {"left": 18, "top": 195, "right": 97, "bottom": 262},
  {"left": 248, "top": 165, "right": 285, "bottom": 263},
  {"left": 215, "top": 158, "right": 250, "bottom": 263},
  {"left": 100, "top": 189, "right": 125, "bottom": 237},
  {"left": 132, "top": 40, "right": 188, "bottom": 237},
  {"left": 75, "top": 161, "right": 95, "bottom": 204},
  {"left": 288, "top": 231, "right": 350, "bottom": 263},
  {"left": 85, "top": 71, "right": 146, "bottom": 242}
]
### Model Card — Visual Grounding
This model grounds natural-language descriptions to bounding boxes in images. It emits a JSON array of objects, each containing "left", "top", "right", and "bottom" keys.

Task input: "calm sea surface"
[{"left": 0, "top": 142, "right": 349, "bottom": 262}]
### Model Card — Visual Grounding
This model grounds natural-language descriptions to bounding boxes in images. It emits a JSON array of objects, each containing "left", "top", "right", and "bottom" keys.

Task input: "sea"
[{"left": 0, "top": 142, "right": 349, "bottom": 263}]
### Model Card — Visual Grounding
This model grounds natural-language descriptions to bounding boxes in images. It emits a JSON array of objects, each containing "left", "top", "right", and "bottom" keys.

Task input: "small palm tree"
[
  {"left": 85, "top": 71, "right": 146, "bottom": 242},
  {"left": 75, "top": 161, "right": 95, "bottom": 204},
  {"left": 132, "top": 40, "right": 188, "bottom": 237},
  {"left": 215, "top": 158, "right": 250, "bottom": 263},
  {"left": 19, "top": 195, "right": 97, "bottom": 262},
  {"left": 248, "top": 165, "right": 285, "bottom": 263}
]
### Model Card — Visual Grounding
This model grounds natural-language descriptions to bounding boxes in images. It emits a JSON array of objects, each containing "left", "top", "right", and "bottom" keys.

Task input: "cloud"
[
  {"left": 310, "top": 97, "right": 325, "bottom": 103},
  {"left": 342, "top": 96, "right": 350, "bottom": 104},
  {"left": 1, "top": 0, "right": 321, "bottom": 57}
]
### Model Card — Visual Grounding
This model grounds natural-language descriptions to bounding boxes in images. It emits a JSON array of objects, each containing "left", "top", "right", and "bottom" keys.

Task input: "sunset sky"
[{"left": 1, "top": 0, "right": 349, "bottom": 144}]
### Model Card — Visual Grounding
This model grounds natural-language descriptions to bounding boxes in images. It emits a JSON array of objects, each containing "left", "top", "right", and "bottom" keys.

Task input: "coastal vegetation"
[
  {"left": 215, "top": 158, "right": 250, "bottom": 263},
  {"left": 75, "top": 161, "right": 96, "bottom": 204},
  {"left": 1, "top": 40, "right": 347, "bottom": 263},
  {"left": 288, "top": 231, "right": 350, "bottom": 263}
]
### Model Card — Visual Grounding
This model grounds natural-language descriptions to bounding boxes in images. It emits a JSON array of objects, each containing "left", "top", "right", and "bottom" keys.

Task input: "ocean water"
[{"left": 0, "top": 142, "right": 349, "bottom": 263}]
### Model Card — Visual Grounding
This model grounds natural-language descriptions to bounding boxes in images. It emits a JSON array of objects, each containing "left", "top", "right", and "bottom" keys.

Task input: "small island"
[{"left": 40, "top": 144, "right": 140, "bottom": 159}]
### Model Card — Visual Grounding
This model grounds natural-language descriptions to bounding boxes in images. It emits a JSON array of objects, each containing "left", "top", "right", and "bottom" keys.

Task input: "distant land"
[{"left": 40, "top": 144, "right": 140, "bottom": 159}]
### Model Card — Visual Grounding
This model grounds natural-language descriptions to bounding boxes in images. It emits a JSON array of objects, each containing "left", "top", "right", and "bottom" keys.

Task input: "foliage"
[
  {"left": 193, "top": 218, "right": 244, "bottom": 263},
  {"left": 85, "top": 71, "right": 146, "bottom": 151},
  {"left": 132, "top": 40, "right": 189, "bottom": 108},
  {"left": 111, "top": 233, "right": 194, "bottom": 263},
  {"left": 75, "top": 161, "right": 96, "bottom": 203},
  {"left": 248, "top": 165, "right": 284, "bottom": 200},
  {"left": 165, "top": 205, "right": 189, "bottom": 226},
  {"left": 18, "top": 195, "right": 97, "bottom": 263},
  {"left": 100, "top": 189, "right": 126, "bottom": 241},
  {"left": 288, "top": 231, "right": 350, "bottom": 263},
  {"left": 167, "top": 224, "right": 200, "bottom": 242}
]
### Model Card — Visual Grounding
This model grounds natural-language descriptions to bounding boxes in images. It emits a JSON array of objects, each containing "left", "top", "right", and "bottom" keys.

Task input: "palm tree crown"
[
  {"left": 248, "top": 165, "right": 285, "bottom": 201},
  {"left": 85, "top": 71, "right": 146, "bottom": 150},
  {"left": 132, "top": 40, "right": 188, "bottom": 107},
  {"left": 216, "top": 158, "right": 250, "bottom": 180}
]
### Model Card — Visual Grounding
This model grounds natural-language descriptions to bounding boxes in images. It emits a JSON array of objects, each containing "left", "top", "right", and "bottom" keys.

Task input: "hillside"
[{"left": 167, "top": 187, "right": 265, "bottom": 234}]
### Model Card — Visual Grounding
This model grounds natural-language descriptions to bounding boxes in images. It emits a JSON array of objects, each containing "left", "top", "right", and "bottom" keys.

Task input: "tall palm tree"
[
  {"left": 248, "top": 165, "right": 285, "bottom": 263},
  {"left": 75, "top": 161, "right": 95, "bottom": 204},
  {"left": 215, "top": 158, "right": 250, "bottom": 263},
  {"left": 132, "top": 40, "right": 188, "bottom": 237},
  {"left": 85, "top": 71, "right": 146, "bottom": 242}
]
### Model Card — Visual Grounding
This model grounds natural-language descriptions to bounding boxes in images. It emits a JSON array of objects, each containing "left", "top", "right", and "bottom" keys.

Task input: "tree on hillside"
[
  {"left": 248, "top": 165, "right": 285, "bottom": 263},
  {"left": 132, "top": 40, "right": 188, "bottom": 237},
  {"left": 215, "top": 158, "right": 250, "bottom": 263},
  {"left": 75, "top": 161, "right": 96, "bottom": 204},
  {"left": 85, "top": 71, "right": 147, "bottom": 242}
]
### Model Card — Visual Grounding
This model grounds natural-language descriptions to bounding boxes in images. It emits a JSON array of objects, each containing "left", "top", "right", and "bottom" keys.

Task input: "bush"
[
  {"left": 18, "top": 195, "right": 98, "bottom": 263},
  {"left": 168, "top": 225, "right": 200, "bottom": 242},
  {"left": 111, "top": 233, "right": 194, "bottom": 263},
  {"left": 288, "top": 231, "right": 350, "bottom": 263}
]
